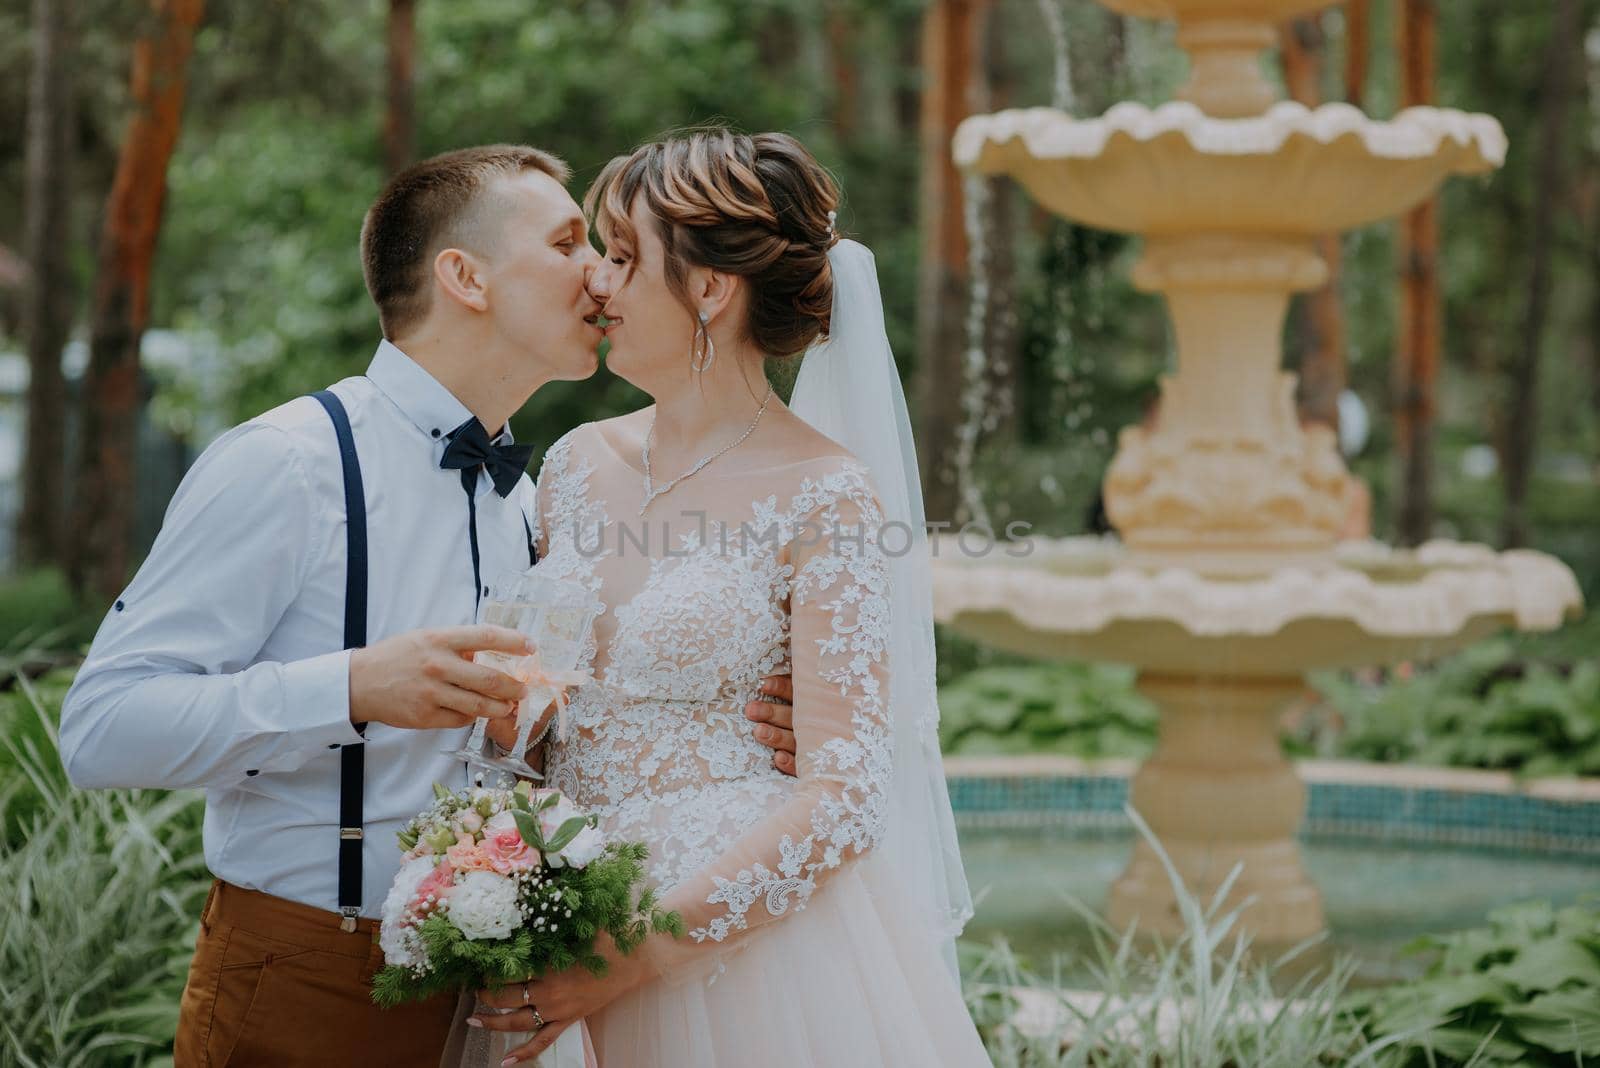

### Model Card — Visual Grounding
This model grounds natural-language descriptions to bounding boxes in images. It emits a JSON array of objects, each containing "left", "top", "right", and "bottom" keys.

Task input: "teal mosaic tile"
[{"left": 948, "top": 774, "right": 1600, "bottom": 859}]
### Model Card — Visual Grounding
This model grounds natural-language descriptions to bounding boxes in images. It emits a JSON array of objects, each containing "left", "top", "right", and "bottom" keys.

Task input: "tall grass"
[
  {"left": 0, "top": 675, "right": 208, "bottom": 1068},
  {"left": 961, "top": 807, "right": 1467, "bottom": 1067}
]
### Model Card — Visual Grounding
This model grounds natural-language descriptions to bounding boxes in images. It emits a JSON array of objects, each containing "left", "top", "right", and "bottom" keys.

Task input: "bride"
[{"left": 469, "top": 128, "right": 989, "bottom": 1067}]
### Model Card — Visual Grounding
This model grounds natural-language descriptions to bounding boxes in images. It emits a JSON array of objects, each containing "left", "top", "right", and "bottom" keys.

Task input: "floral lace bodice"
[{"left": 532, "top": 422, "right": 892, "bottom": 949}]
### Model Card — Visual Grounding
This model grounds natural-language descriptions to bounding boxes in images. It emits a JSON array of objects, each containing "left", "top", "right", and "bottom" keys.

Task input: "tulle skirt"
[{"left": 585, "top": 864, "right": 991, "bottom": 1068}]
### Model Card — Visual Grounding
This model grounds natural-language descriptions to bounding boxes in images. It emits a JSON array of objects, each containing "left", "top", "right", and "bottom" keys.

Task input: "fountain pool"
[{"left": 951, "top": 765, "right": 1600, "bottom": 988}]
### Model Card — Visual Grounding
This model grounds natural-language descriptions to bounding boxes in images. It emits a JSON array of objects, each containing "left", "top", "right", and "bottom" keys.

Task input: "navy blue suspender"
[
  {"left": 309, "top": 390, "right": 536, "bottom": 930},
  {"left": 310, "top": 390, "right": 369, "bottom": 932}
]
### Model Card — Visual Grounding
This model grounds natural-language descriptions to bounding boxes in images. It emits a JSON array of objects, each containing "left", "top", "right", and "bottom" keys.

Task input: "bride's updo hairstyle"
[{"left": 584, "top": 128, "right": 840, "bottom": 359}]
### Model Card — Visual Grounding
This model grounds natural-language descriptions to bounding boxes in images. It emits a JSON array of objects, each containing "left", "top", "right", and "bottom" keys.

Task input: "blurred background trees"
[{"left": 0, "top": 0, "right": 1596, "bottom": 609}]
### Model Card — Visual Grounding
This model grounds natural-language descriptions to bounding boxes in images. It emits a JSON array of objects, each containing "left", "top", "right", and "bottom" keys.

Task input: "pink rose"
[
  {"left": 410, "top": 860, "right": 456, "bottom": 913},
  {"left": 482, "top": 824, "right": 540, "bottom": 874},
  {"left": 445, "top": 838, "right": 495, "bottom": 874}
]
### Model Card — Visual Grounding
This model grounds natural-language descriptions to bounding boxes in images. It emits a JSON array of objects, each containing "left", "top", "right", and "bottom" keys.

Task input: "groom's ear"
[{"left": 432, "top": 248, "right": 490, "bottom": 314}]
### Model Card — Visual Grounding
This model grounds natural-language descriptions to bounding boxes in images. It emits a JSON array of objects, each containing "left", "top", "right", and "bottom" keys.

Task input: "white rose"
[
  {"left": 382, "top": 857, "right": 433, "bottom": 924},
  {"left": 446, "top": 871, "right": 522, "bottom": 941},
  {"left": 538, "top": 797, "right": 584, "bottom": 841},
  {"left": 483, "top": 810, "right": 519, "bottom": 837},
  {"left": 378, "top": 857, "right": 435, "bottom": 968},
  {"left": 555, "top": 825, "right": 606, "bottom": 869}
]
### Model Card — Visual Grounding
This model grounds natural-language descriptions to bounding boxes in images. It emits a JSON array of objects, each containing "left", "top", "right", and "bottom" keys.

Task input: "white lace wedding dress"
[{"left": 531, "top": 422, "right": 991, "bottom": 1068}]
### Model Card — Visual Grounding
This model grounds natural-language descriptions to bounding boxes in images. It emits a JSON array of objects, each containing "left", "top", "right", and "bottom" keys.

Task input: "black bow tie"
[{"left": 439, "top": 418, "right": 535, "bottom": 498}]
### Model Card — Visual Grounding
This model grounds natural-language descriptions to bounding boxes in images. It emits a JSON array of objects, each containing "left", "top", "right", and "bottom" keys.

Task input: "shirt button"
[
  {"left": 245, "top": 769, "right": 259, "bottom": 777},
  {"left": 113, "top": 600, "right": 125, "bottom": 612},
  {"left": 328, "top": 743, "right": 340, "bottom": 750},
  {"left": 431, "top": 428, "right": 441, "bottom": 438}
]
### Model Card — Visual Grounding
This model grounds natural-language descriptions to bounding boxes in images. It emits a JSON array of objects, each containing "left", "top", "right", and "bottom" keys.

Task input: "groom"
[{"left": 59, "top": 145, "right": 799, "bottom": 1066}]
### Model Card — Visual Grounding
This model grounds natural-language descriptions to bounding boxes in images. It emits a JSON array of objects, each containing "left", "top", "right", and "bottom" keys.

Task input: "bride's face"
[{"left": 587, "top": 197, "right": 700, "bottom": 389}]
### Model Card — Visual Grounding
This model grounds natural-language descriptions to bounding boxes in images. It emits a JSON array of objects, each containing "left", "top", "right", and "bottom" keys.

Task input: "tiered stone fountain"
[{"left": 939, "top": 0, "right": 1583, "bottom": 943}]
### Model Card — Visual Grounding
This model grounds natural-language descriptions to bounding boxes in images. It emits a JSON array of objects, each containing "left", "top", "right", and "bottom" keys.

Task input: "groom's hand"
[
  {"left": 349, "top": 626, "right": 532, "bottom": 730},
  {"left": 746, "top": 674, "right": 797, "bottom": 777}
]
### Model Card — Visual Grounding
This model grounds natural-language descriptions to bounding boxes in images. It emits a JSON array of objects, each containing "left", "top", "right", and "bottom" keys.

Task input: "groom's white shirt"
[{"left": 60, "top": 340, "right": 538, "bottom": 917}]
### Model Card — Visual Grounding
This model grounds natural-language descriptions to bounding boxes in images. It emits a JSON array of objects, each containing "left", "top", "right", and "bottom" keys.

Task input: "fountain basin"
[
  {"left": 934, "top": 539, "right": 1582, "bottom": 941},
  {"left": 953, "top": 102, "right": 1507, "bottom": 235},
  {"left": 932, "top": 537, "right": 1582, "bottom": 677}
]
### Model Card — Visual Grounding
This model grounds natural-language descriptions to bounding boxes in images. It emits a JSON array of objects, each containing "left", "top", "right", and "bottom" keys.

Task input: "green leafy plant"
[
  {"left": 1342, "top": 898, "right": 1600, "bottom": 1066},
  {"left": 0, "top": 674, "right": 209, "bottom": 1068},
  {"left": 940, "top": 662, "right": 1158, "bottom": 759},
  {"left": 1304, "top": 640, "right": 1600, "bottom": 778},
  {"left": 939, "top": 624, "right": 1600, "bottom": 779}
]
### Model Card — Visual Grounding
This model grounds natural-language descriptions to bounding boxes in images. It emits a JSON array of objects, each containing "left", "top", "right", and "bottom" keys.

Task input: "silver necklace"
[{"left": 640, "top": 384, "right": 773, "bottom": 515}]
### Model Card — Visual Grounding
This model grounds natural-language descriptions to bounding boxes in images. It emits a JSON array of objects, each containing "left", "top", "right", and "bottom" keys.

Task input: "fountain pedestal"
[
  {"left": 1110, "top": 674, "right": 1320, "bottom": 941},
  {"left": 1110, "top": 236, "right": 1347, "bottom": 574}
]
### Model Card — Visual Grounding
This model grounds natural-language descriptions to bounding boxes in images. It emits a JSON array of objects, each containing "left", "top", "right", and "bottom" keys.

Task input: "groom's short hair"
[{"left": 361, "top": 144, "right": 570, "bottom": 339}]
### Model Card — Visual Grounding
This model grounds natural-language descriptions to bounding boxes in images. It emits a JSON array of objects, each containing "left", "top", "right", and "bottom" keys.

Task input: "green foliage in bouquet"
[{"left": 370, "top": 787, "right": 682, "bottom": 1009}]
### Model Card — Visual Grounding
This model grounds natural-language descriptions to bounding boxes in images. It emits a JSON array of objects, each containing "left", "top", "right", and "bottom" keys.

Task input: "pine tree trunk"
[
  {"left": 19, "top": 0, "right": 75, "bottom": 569},
  {"left": 914, "top": 0, "right": 987, "bottom": 524},
  {"left": 1502, "top": 0, "right": 1582, "bottom": 547},
  {"left": 67, "top": 0, "right": 206, "bottom": 603},
  {"left": 1280, "top": 14, "right": 1346, "bottom": 432},
  {"left": 1393, "top": 0, "right": 1439, "bottom": 546},
  {"left": 384, "top": 0, "right": 417, "bottom": 175},
  {"left": 1343, "top": 0, "right": 1370, "bottom": 109},
  {"left": 825, "top": 1, "right": 859, "bottom": 142}
]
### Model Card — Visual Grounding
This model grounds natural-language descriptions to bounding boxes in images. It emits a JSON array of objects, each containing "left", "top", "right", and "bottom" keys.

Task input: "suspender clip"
[
  {"left": 339, "top": 906, "right": 360, "bottom": 933},
  {"left": 339, "top": 827, "right": 364, "bottom": 840}
]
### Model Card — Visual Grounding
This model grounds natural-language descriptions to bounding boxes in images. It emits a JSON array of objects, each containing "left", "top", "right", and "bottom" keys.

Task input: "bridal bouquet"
[{"left": 372, "top": 780, "right": 681, "bottom": 1008}]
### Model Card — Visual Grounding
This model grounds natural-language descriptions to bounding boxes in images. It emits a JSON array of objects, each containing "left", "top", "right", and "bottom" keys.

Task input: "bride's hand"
[{"left": 472, "top": 931, "right": 660, "bottom": 1063}]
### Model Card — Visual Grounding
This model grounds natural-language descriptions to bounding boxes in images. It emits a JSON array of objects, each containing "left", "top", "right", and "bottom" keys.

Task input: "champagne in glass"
[{"left": 447, "top": 570, "right": 596, "bottom": 782}]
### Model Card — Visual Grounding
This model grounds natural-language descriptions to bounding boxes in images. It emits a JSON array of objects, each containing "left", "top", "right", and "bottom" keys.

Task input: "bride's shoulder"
[
  {"left": 540, "top": 410, "right": 649, "bottom": 472},
  {"left": 768, "top": 413, "right": 865, "bottom": 470},
  {"left": 586, "top": 408, "right": 651, "bottom": 459},
  {"left": 761, "top": 416, "right": 880, "bottom": 513}
]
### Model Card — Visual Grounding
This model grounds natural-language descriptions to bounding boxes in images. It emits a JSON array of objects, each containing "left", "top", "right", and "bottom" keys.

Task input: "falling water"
[
  {"left": 950, "top": 1, "right": 1103, "bottom": 523},
  {"left": 953, "top": 171, "right": 993, "bottom": 530},
  {"left": 1036, "top": 0, "right": 1077, "bottom": 112}
]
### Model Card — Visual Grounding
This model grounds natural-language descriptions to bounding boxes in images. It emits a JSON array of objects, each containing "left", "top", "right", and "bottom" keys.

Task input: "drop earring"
[{"left": 691, "top": 310, "right": 717, "bottom": 373}]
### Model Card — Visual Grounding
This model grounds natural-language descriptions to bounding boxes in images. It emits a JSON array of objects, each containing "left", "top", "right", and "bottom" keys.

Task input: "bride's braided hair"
[{"left": 585, "top": 128, "right": 841, "bottom": 358}]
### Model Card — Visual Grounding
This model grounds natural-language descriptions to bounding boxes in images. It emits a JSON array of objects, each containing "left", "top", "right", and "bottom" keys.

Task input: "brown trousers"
[{"left": 174, "top": 881, "right": 458, "bottom": 1067}]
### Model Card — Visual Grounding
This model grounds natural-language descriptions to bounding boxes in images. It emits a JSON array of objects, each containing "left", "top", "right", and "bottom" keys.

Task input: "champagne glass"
[{"left": 447, "top": 570, "right": 597, "bottom": 782}]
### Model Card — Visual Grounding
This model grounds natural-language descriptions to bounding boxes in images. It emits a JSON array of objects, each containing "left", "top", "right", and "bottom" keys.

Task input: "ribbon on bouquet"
[{"left": 523, "top": 663, "right": 593, "bottom": 745}]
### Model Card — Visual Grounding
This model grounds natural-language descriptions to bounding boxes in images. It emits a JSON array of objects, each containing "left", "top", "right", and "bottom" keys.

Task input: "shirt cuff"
[{"left": 281, "top": 649, "right": 364, "bottom": 750}]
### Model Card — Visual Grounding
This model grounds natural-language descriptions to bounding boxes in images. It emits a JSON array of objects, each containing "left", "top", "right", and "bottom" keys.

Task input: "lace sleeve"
[{"left": 651, "top": 467, "right": 893, "bottom": 956}]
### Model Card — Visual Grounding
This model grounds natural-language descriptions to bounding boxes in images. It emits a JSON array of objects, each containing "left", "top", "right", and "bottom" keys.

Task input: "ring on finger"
[{"left": 528, "top": 1006, "right": 546, "bottom": 1031}]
